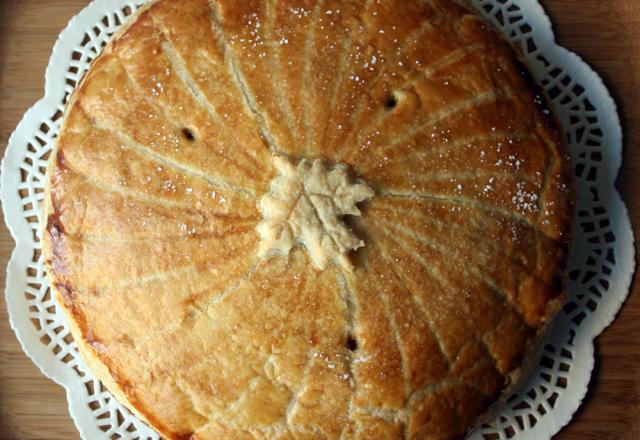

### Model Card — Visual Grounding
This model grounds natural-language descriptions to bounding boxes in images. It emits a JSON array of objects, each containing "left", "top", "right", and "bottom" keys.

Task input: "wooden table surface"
[{"left": 1, "top": 1, "right": 639, "bottom": 439}]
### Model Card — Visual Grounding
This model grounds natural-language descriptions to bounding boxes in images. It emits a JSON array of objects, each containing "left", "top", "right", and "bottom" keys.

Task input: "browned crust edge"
[
  {"left": 459, "top": 1, "right": 576, "bottom": 433},
  {"left": 42, "top": 1, "right": 184, "bottom": 439}
]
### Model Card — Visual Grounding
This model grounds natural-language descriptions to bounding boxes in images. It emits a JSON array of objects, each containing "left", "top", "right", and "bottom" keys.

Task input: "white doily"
[{"left": 0, "top": 0, "right": 634, "bottom": 439}]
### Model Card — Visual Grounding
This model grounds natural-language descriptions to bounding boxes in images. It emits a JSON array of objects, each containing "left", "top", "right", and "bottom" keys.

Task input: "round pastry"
[{"left": 43, "top": 0, "right": 574, "bottom": 438}]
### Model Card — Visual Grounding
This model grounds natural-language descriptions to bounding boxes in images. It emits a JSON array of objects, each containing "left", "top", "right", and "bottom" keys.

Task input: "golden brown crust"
[{"left": 43, "top": 1, "right": 575, "bottom": 439}]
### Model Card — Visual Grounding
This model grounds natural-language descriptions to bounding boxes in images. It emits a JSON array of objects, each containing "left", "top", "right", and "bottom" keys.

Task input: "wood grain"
[{"left": 0, "top": 1, "right": 638, "bottom": 439}]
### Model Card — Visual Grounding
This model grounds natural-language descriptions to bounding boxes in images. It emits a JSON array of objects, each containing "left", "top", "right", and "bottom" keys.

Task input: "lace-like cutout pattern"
[
  {"left": 468, "top": 1, "right": 632, "bottom": 439},
  {"left": 3, "top": 3, "right": 159, "bottom": 438},
  {"left": 0, "top": 1, "right": 632, "bottom": 439}
]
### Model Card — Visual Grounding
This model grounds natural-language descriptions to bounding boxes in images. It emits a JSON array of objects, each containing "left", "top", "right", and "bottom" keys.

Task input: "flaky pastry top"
[{"left": 44, "top": 0, "right": 574, "bottom": 439}]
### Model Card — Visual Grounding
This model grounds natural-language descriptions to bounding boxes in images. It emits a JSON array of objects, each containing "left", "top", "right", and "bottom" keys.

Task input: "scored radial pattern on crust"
[{"left": 43, "top": 0, "right": 574, "bottom": 439}]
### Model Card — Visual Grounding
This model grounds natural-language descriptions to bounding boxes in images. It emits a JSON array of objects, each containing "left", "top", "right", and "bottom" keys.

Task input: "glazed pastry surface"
[{"left": 43, "top": 0, "right": 574, "bottom": 438}]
